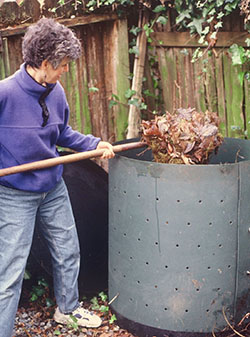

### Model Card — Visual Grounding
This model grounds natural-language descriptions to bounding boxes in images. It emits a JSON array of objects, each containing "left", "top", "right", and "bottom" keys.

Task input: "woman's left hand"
[{"left": 96, "top": 141, "right": 115, "bottom": 159}]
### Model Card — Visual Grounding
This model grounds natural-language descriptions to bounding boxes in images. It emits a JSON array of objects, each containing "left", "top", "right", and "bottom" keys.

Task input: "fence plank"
[
  {"left": 244, "top": 69, "right": 250, "bottom": 138},
  {"left": 204, "top": 54, "right": 218, "bottom": 113},
  {"left": 215, "top": 52, "right": 228, "bottom": 136},
  {"left": 223, "top": 52, "right": 245, "bottom": 138},
  {"left": 108, "top": 19, "right": 130, "bottom": 140}
]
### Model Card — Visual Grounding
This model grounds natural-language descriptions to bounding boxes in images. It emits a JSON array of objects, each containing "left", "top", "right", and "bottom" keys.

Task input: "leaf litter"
[{"left": 141, "top": 108, "right": 223, "bottom": 164}]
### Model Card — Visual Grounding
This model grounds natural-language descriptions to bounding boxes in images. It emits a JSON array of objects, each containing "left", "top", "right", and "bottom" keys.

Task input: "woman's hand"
[{"left": 96, "top": 141, "right": 115, "bottom": 159}]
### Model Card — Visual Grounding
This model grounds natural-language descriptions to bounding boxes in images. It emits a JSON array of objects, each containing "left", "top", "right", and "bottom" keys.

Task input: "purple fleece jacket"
[{"left": 0, "top": 63, "right": 100, "bottom": 192}]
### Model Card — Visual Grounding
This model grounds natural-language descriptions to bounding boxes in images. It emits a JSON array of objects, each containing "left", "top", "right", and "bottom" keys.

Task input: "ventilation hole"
[
  {"left": 137, "top": 280, "right": 140, "bottom": 284},
  {"left": 219, "top": 244, "right": 223, "bottom": 248},
  {"left": 196, "top": 288, "right": 200, "bottom": 292},
  {"left": 185, "top": 309, "right": 189, "bottom": 313},
  {"left": 229, "top": 221, "right": 233, "bottom": 225},
  {"left": 123, "top": 274, "right": 126, "bottom": 278},
  {"left": 123, "top": 233, "right": 127, "bottom": 237},
  {"left": 154, "top": 285, "right": 158, "bottom": 288},
  {"left": 145, "top": 304, "right": 148, "bottom": 307},
  {"left": 137, "top": 238, "right": 141, "bottom": 241},
  {"left": 228, "top": 265, "right": 231, "bottom": 269},
  {"left": 118, "top": 251, "right": 121, "bottom": 254},
  {"left": 165, "top": 265, "right": 168, "bottom": 269},
  {"left": 123, "top": 191, "right": 127, "bottom": 194},
  {"left": 146, "top": 262, "right": 149, "bottom": 265},
  {"left": 175, "top": 288, "right": 178, "bottom": 291},
  {"left": 138, "top": 194, "right": 141, "bottom": 198},
  {"left": 197, "top": 244, "right": 201, "bottom": 248},
  {"left": 209, "top": 222, "right": 213, "bottom": 226},
  {"left": 146, "top": 218, "right": 149, "bottom": 222},
  {"left": 156, "top": 197, "right": 159, "bottom": 201},
  {"left": 177, "top": 199, "right": 180, "bottom": 203},
  {"left": 186, "top": 266, "right": 189, "bottom": 270},
  {"left": 118, "top": 209, "right": 121, "bottom": 213},
  {"left": 164, "top": 308, "right": 168, "bottom": 311},
  {"left": 198, "top": 200, "right": 202, "bottom": 203},
  {"left": 155, "top": 242, "right": 159, "bottom": 245},
  {"left": 217, "top": 288, "right": 221, "bottom": 291},
  {"left": 187, "top": 222, "right": 191, "bottom": 226},
  {"left": 166, "top": 221, "right": 169, "bottom": 224},
  {"left": 206, "top": 309, "right": 210, "bottom": 313},
  {"left": 208, "top": 266, "right": 211, "bottom": 270},
  {"left": 129, "top": 256, "right": 133, "bottom": 260},
  {"left": 129, "top": 298, "right": 133, "bottom": 302},
  {"left": 176, "top": 244, "right": 179, "bottom": 248},
  {"left": 220, "top": 200, "right": 224, "bottom": 203}
]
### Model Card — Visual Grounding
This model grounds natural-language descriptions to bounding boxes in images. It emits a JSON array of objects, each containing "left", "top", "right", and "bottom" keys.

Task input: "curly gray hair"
[{"left": 22, "top": 18, "right": 81, "bottom": 69}]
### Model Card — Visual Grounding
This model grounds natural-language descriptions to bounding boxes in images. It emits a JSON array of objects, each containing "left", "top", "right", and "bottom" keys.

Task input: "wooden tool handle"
[{"left": 0, "top": 141, "right": 146, "bottom": 177}]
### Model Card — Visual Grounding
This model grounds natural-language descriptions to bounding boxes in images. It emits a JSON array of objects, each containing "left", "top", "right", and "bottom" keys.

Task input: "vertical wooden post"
[
  {"left": 109, "top": 18, "right": 130, "bottom": 141},
  {"left": 127, "top": 11, "right": 148, "bottom": 139}
]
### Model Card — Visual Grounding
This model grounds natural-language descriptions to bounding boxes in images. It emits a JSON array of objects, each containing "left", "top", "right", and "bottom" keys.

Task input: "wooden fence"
[
  {"left": 0, "top": 0, "right": 130, "bottom": 143},
  {"left": 0, "top": 1, "right": 249, "bottom": 141},
  {"left": 145, "top": 10, "right": 250, "bottom": 139}
]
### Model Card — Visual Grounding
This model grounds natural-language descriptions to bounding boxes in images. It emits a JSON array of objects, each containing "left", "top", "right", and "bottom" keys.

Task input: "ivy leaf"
[
  {"left": 140, "top": 102, "right": 147, "bottom": 110},
  {"left": 128, "top": 98, "right": 140, "bottom": 107},
  {"left": 245, "top": 38, "right": 250, "bottom": 47},
  {"left": 89, "top": 87, "right": 99, "bottom": 93},
  {"left": 214, "top": 21, "right": 223, "bottom": 29},
  {"left": 129, "top": 46, "right": 139, "bottom": 55},
  {"left": 129, "top": 25, "right": 141, "bottom": 36},
  {"left": 217, "top": 11, "right": 224, "bottom": 19},
  {"left": 156, "top": 16, "right": 168, "bottom": 25},
  {"left": 229, "top": 44, "right": 246, "bottom": 65},
  {"left": 109, "top": 100, "right": 118, "bottom": 109},
  {"left": 109, "top": 314, "right": 117, "bottom": 324},
  {"left": 99, "top": 305, "right": 109, "bottom": 313},
  {"left": 176, "top": 10, "right": 191, "bottom": 24},
  {"left": 153, "top": 5, "right": 166, "bottom": 13},
  {"left": 216, "top": 0, "right": 224, "bottom": 6},
  {"left": 45, "top": 298, "right": 55, "bottom": 308},
  {"left": 99, "top": 291, "right": 108, "bottom": 302},
  {"left": 30, "top": 293, "right": 38, "bottom": 302},
  {"left": 24, "top": 270, "right": 31, "bottom": 280},
  {"left": 201, "top": 26, "right": 210, "bottom": 35},
  {"left": 210, "top": 31, "right": 217, "bottom": 40},
  {"left": 125, "top": 88, "right": 136, "bottom": 98},
  {"left": 187, "top": 18, "right": 203, "bottom": 35}
]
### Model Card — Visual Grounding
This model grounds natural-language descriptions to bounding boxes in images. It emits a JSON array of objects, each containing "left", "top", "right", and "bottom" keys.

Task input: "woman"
[{"left": 0, "top": 18, "right": 114, "bottom": 337}]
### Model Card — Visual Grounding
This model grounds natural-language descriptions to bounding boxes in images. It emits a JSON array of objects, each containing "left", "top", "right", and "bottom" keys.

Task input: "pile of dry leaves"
[{"left": 141, "top": 108, "right": 223, "bottom": 164}]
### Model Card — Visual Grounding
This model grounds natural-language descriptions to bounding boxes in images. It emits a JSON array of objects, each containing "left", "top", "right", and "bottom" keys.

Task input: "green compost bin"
[{"left": 108, "top": 137, "right": 250, "bottom": 337}]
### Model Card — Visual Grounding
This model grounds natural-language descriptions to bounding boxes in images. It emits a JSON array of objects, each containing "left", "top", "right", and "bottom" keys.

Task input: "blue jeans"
[{"left": 0, "top": 179, "right": 80, "bottom": 337}]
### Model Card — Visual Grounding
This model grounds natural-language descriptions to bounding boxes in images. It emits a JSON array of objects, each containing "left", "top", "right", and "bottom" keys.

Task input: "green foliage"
[
  {"left": 29, "top": 277, "right": 55, "bottom": 307},
  {"left": 23, "top": 269, "right": 31, "bottom": 280},
  {"left": 88, "top": 86, "right": 99, "bottom": 93},
  {"left": 229, "top": 39, "right": 250, "bottom": 85},
  {"left": 67, "top": 314, "right": 79, "bottom": 331},
  {"left": 90, "top": 292, "right": 117, "bottom": 324},
  {"left": 173, "top": 0, "right": 244, "bottom": 62}
]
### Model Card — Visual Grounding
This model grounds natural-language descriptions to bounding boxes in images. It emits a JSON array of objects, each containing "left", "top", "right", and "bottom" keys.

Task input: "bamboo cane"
[{"left": 0, "top": 142, "right": 146, "bottom": 177}]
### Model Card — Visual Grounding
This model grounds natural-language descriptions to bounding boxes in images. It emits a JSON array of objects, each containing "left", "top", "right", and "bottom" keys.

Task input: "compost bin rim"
[{"left": 114, "top": 153, "right": 250, "bottom": 167}]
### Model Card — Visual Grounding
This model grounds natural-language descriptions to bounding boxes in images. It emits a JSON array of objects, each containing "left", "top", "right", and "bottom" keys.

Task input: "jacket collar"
[{"left": 15, "top": 63, "right": 56, "bottom": 97}]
